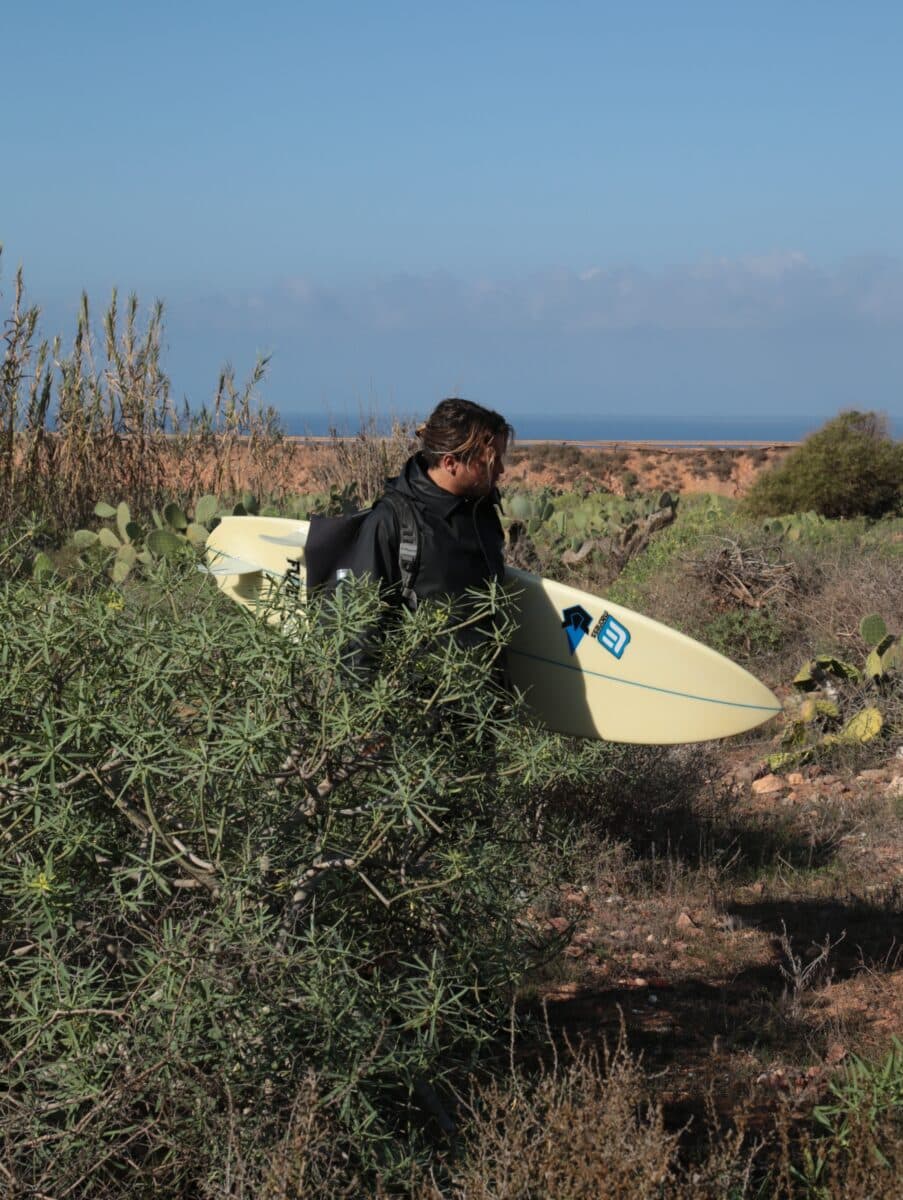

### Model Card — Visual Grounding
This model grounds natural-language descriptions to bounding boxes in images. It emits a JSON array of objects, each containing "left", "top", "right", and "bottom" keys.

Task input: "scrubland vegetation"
[{"left": 2, "top": 268, "right": 903, "bottom": 1195}]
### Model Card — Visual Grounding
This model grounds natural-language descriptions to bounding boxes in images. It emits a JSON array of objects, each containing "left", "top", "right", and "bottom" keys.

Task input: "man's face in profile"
[{"left": 455, "top": 433, "right": 507, "bottom": 498}]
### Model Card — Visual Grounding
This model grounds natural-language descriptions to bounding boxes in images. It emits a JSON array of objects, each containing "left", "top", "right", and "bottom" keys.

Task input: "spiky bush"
[
  {"left": 742, "top": 410, "right": 903, "bottom": 520},
  {"left": 0, "top": 548, "right": 608, "bottom": 1196}
]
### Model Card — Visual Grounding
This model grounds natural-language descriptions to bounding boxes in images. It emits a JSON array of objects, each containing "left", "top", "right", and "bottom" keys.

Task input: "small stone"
[
  {"left": 675, "top": 911, "right": 700, "bottom": 935},
  {"left": 732, "top": 763, "right": 757, "bottom": 786},
  {"left": 752, "top": 773, "right": 785, "bottom": 795},
  {"left": 565, "top": 890, "right": 589, "bottom": 906},
  {"left": 887, "top": 776, "right": 903, "bottom": 799},
  {"left": 787, "top": 772, "right": 805, "bottom": 786},
  {"left": 547, "top": 917, "right": 570, "bottom": 934},
  {"left": 859, "top": 768, "right": 887, "bottom": 781}
]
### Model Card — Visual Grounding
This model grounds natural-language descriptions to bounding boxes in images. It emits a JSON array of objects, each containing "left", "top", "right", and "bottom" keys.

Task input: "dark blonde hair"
[{"left": 417, "top": 398, "right": 514, "bottom": 467}]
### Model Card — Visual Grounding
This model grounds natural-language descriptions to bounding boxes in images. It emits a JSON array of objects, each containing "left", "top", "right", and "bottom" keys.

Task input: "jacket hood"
[{"left": 386, "top": 454, "right": 501, "bottom": 516}]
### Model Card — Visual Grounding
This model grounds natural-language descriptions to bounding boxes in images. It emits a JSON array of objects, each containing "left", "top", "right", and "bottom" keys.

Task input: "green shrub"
[
  {"left": 0, "top": 553, "right": 608, "bottom": 1194},
  {"left": 702, "top": 607, "right": 784, "bottom": 661},
  {"left": 706, "top": 449, "right": 736, "bottom": 481},
  {"left": 790, "top": 1039, "right": 903, "bottom": 1194},
  {"left": 813, "top": 1038, "right": 903, "bottom": 1165},
  {"left": 742, "top": 411, "right": 903, "bottom": 520}
]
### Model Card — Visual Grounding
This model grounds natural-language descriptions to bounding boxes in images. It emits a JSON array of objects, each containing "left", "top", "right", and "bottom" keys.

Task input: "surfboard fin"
[
  {"left": 202, "top": 552, "right": 272, "bottom": 577},
  {"left": 258, "top": 532, "right": 308, "bottom": 547}
]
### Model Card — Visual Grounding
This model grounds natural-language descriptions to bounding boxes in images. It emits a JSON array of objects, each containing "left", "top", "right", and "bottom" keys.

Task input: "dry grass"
[
  {"left": 1, "top": 262, "right": 305, "bottom": 530},
  {"left": 0, "top": 258, "right": 428, "bottom": 533},
  {"left": 404, "top": 1036, "right": 903, "bottom": 1199},
  {"left": 690, "top": 538, "right": 801, "bottom": 612},
  {"left": 419, "top": 1041, "right": 687, "bottom": 1199},
  {"left": 791, "top": 544, "right": 903, "bottom": 653},
  {"left": 243, "top": 1044, "right": 903, "bottom": 1197},
  {"left": 308, "top": 414, "right": 417, "bottom": 506}
]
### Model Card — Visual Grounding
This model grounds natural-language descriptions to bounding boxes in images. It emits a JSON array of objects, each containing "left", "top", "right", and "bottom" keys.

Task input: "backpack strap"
[{"left": 379, "top": 491, "right": 421, "bottom": 612}]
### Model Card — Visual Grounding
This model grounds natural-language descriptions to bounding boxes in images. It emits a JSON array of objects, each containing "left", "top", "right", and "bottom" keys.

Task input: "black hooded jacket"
[
  {"left": 345, "top": 453, "right": 506, "bottom": 619},
  {"left": 303, "top": 454, "right": 508, "bottom": 680}
]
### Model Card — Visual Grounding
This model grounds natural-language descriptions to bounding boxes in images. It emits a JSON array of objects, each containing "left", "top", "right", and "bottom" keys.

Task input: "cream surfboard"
[{"left": 205, "top": 516, "right": 781, "bottom": 744}]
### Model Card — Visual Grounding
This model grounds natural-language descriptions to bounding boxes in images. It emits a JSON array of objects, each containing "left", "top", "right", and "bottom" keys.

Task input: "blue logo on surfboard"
[
  {"left": 596, "top": 613, "right": 631, "bottom": 659},
  {"left": 562, "top": 606, "right": 631, "bottom": 659},
  {"left": 561, "top": 605, "right": 593, "bottom": 654}
]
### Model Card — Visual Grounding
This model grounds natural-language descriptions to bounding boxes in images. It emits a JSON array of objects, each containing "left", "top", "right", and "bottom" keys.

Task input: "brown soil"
[
  {"left": 502, "top": 441, "right": 795, "bottom": 498},
  {"left": 187, "top": 437, "right": 796, "bottom": 502},
  {"left": 526, "top": 742, "right": 903, "bottom": 1144}
]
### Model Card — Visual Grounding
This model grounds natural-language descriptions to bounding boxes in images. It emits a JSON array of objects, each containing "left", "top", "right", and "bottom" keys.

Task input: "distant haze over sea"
[{"left": 281, "top": 412, "right": 887, "bottom": 444}]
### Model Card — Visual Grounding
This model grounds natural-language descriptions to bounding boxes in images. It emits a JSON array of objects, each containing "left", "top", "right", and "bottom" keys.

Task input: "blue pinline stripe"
[{"left": 508, "top": 648, "right": 781, "bottom": 713}]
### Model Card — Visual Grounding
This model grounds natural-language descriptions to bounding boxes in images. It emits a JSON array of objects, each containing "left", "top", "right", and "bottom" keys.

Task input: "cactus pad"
[{"left": 859, "top": 614, "right": 888, "bottom": 646}]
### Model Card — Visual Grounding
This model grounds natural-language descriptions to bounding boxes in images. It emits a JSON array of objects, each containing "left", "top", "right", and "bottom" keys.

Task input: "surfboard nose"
[{"left": 507, "top": 566, "right": 784, "bottom": 744}]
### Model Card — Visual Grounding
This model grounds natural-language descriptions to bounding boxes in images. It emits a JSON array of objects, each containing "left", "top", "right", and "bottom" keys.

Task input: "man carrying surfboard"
[
  {"left": 207, "top": 408, "right": 782, "bottom": 741},
  {"left": 305, "top": 398, "right": 514, "bottom": 658}
]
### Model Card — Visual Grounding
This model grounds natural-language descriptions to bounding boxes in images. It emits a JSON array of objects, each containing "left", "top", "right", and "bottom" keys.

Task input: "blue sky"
[{"left": 3, "top": 1, "right": 903, "bottom": 431}]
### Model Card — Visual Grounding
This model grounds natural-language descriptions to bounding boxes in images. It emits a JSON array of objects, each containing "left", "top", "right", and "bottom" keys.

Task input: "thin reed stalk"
[{"left": 0, "top": 251, "right": 296, "bottom": 531}]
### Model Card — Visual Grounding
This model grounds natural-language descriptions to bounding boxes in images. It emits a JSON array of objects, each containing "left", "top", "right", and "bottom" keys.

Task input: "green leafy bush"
[
  {"left": 0, "top": 554, "right": 606, "bottom": 1194},
  {"left": 742, "top": 410, "right": 903, "bottom": 520},
  {"left": 701, "top": 607, "right": 784, "bottom": 661}
]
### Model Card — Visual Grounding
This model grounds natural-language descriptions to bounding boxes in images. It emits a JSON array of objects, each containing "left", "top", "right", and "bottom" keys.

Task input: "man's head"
[{"left": 418, "top": 398, "right": 513, "bottom": 498}]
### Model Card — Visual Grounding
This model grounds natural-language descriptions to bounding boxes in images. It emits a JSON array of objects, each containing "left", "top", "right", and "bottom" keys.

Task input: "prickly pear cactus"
[
  {"left": 762, "top": 512, "right": 828, "bottom": 543},
  {"left": 866, "top": 637, "right": 903, "bottom": 681},
  {"left": 839, "top": 706, "right": 883, "bottom": 743},
  {"left": 61, "top": 493, "right": 224, "bottom": 583},
  {"left": 859, "top": 614, "right": 888, "bottom": 646},
  {"left": 507, "top": 493, "right": 532, "bottom": 522},
  {"left": 793, "top": 656, "right": 860, "bottom": 691},
  {"left": 769, "top": 616, "right": 900, "bottom": 769},
  {"left": 498, "top": 486, "right": 680, "bottom": 574}
]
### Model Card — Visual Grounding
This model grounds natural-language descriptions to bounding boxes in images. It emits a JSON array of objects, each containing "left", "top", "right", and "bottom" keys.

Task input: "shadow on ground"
[{"left": 519, "top": 893, "right": 903, "bottom": 1141}]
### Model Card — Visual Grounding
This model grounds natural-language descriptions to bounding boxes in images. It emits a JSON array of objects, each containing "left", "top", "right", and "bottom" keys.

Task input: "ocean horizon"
[{"left": 280, "top": 411, "right": 883, "bottom": 444}]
